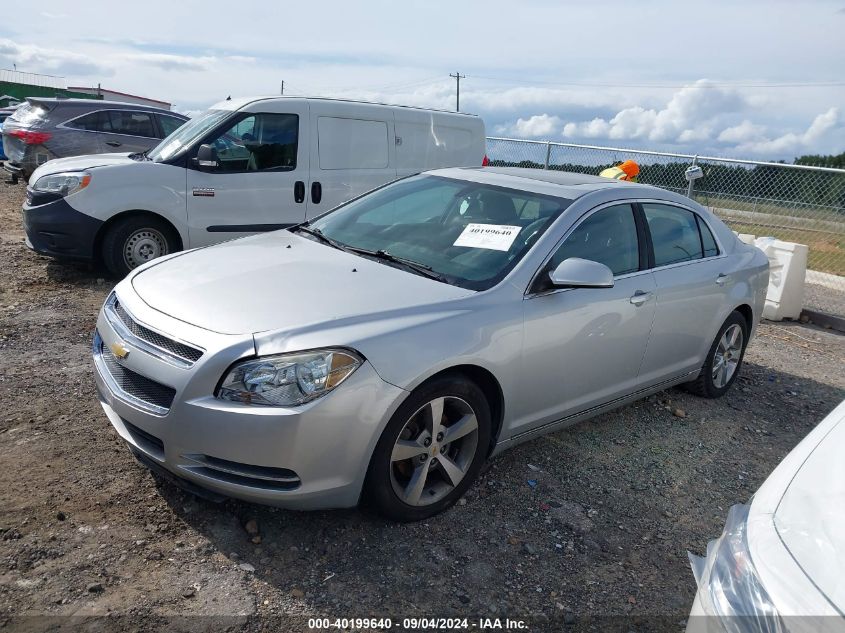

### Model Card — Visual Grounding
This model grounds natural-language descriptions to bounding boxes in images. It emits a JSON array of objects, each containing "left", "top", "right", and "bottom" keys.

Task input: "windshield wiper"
[
  {"left": 291, "top": 225, "right": 350, "bottom": 252},
  {"left": 129, "top": 149, "right": 151, "bottom": 162},
  {"left": 345, "top": 247, "right": 447, "bottom": 282}
]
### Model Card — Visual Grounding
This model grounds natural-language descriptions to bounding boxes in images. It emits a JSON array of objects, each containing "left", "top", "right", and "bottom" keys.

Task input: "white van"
[{"left": 23, "top": 96, "right": 486, "bottom": 275}]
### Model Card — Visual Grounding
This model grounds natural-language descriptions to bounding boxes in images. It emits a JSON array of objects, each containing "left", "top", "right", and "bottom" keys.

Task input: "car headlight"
[
  {"left": 688, "top": 504, "right": 784, "bottom": 633},
  {"left": 217, "top": 349, "right": 362, "bottom": 406},
  {"left": 31, "top": 171, "right": 91, "bottom": 197}
]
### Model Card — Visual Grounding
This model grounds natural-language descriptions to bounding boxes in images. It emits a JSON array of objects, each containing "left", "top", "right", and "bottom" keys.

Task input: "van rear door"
[
  {"left": 306, "top": 101, "right": 395, "bottom": 217},
  {"left": 185, "top": 100, "right": 310, "bottom": 247}
]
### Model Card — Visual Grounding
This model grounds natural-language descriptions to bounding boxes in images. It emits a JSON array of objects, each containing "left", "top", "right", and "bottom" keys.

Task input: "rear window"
[{"left": 10, "top": 102, "right": 48, "bottom": 125}]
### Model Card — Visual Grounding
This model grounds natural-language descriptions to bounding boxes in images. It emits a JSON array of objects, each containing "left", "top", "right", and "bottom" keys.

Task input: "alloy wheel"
[
  {"left": 389, "top": 396, "right": 479, "bottom": 506},
  {"left": 712, "top": 324, "right": 744, "bottom": 388}
]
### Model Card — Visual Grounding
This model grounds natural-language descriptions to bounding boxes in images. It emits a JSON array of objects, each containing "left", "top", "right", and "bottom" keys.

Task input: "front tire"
[
  {"left": 686, "top": 311, "right": 749, "bottom": 398},
  {"left": 102, "top": 215, "right": 178, "bottom": 277},
  {"left": 363, "top": 374, "right": 491, "bottom": 521}
]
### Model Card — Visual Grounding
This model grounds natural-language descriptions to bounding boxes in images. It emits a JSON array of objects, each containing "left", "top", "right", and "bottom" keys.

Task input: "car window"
[
  {"left": 698, "top": 216, "right": 720, "bottom": 257},
  {"left": 108, "top": 111, "right": 156, "bottom": 138},
  {"left": 158, "top": 115, "right": 185, "bottom": 138},
  {"left": 65, "top": 111, "right": 112, "bottom": 132},
  {"left": 309, "top": 175, "right": 570, "bottom": 291},
  {"left": 643, "top": 203, "right": 706, "bottom": 266},
  {"left": 207, "top": 113, "right": 298, "bottom": 172},
  {"left": 548, "top": 204, "right": 640, "bottom": 276}
]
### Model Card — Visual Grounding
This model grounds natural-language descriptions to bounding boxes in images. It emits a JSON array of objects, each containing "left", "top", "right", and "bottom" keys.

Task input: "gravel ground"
[{"left": 1, "top": 180, "right": 843, "bottom": 632}]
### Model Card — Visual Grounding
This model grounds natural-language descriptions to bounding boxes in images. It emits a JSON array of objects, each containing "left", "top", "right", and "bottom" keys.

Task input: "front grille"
[
  {"left": 100, "top": 339, "right": 176, "bottom": 411},
  {"left": 112, "top": 298, "right": 203, "bottom": 363}
]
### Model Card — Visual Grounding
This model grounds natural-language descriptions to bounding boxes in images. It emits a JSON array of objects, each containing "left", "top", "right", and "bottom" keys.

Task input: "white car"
[
  {"left": 687, "top": 400, "right": 845, "bottom": 632},
  {"left": 23, "top": 96, "right": 486, "bottom": 276}
]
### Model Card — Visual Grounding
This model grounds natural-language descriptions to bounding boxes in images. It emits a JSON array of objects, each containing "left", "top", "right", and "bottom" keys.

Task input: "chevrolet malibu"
[{"left": 92, "top": 167, "right": 769, "bottom": 521}]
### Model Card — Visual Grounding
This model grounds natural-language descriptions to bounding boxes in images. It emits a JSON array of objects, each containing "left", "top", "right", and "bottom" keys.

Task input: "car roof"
[
  {"left": 209, "top": 95, "right": 479, "bottom": 117},
  {"left": 425, "top": 166, "right": 681, "bottom": 202},
  {"left": 26, "top": 98, "right": 184, "bottom": 116}
]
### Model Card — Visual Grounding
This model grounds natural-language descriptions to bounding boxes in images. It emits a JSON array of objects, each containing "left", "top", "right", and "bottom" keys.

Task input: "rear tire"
[
  {"left": 363, "top": 374, "right": 491, "bottom": 522},
  {"left": 102, "top": 215, "right": 178, "bottom": 278},
  {"left": 685, "top": 311, "right": 748, "bottom": 399}
]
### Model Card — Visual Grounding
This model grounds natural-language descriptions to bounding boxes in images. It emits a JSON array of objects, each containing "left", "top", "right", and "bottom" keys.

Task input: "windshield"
[
  {"left": 306, "top": 175, "right": 569, "bottom": 291},
  {"left": 148, "top": 109, "right": 232, "bottom": 162}
]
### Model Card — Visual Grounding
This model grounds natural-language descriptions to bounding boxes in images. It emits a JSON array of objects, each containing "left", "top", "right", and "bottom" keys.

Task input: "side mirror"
[
  {"left": 194, "top": 144, "right": 218, "bottom": 170},
  {"left": 548, "top": 257, "right": 614, "bottom": 288}
]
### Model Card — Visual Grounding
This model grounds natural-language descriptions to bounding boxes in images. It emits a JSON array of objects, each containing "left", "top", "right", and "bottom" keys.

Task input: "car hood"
[
  {"left": 130, "top": 231, "right": 474, "bottom": 335},
  {"left": 772, "top": 406, "right": 845, "bottom": 611},
  {"left": 29, "top": 153, "right": 135, "bottom": 180}
]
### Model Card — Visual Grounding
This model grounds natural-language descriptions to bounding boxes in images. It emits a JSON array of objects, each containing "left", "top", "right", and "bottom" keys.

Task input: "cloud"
[
  {"left": 124, "top": 52, "right": 216, "bottom": 72},
  {"left": 732, "top": 108, "right": 843, "bottom": 155},
  {"left": 0, "top": 38, "right": 111, "bottom": 76},
  {"left": 497, "top": 114, "right": 563, "bottom": 138},
  {"left": 561, "top": 80, "right": 747, "bottom": 143},
  {"left": 717, "top": 120, "right": 767, "bottom": 144}
]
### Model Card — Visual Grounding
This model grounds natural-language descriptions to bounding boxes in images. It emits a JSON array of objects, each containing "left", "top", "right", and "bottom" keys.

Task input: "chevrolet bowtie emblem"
[{"left": 110, "top": 340, "right": 130, "bottom": 359}]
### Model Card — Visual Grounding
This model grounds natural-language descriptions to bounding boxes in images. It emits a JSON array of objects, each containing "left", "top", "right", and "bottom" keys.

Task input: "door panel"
[
  {"left": 520, "top": 274, "right": 657, "bottom": 432},
  {"left": 98, "top": 110, "right": 159, "bottom": 153},
  {"left": 637, "top": 202, "right": 730, "bottom": 385},
  {"left": 638, "top": 259, "right": 727, "bottom": 384},
  {"left": 515, "top": 203, "right": 656, "bottom": 435},
  {"left": 307, "top": 101, "right": 395, "bottom": 217},
  {"left": 186, "top": 102, "right": 309, "bottom": 248}
]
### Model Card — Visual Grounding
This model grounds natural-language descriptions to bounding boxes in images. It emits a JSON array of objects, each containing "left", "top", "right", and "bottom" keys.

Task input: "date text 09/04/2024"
[{"left": 307, "top": 617, "right": 529, "bottom": 630}]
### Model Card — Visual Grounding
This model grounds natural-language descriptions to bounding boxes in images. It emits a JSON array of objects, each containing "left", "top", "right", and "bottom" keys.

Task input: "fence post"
[
  {"left": 686, "top": 155, "right": 698, "bottom": 198},
  {"left": 544, "top": 142, "right": 551, "bottom": 170}
]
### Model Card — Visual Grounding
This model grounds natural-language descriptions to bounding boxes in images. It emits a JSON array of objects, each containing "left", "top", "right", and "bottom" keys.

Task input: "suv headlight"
[
  {"left": 688, "top": 504, "right": 784, "bottom": 633},
  {"left": 31, "top": 171, "right": 91, "bottom": 197},
  {"left": 217, "top": 349, "right": 362, "bottom": 406}
]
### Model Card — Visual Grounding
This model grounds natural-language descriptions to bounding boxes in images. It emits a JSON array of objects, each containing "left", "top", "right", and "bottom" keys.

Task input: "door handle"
[
  {"left": 105, "top": 141, "right": 122, "bottom": 148},
  {"left": 716, "top": 274, "right": 730, "bottom": 286},
  {"left": 311, "top": 181, "right": 322, "bottom": 204},
  {"left": 294, "top": 181, "right": 305, "bottom": 204},
  {"left": 630, "top": 291, "right": 652, "bottom": 306}
]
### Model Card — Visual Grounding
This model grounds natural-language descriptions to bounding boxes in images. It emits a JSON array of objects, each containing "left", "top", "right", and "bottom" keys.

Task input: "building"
[
  {"left": 0, "top": 69, "right": 173, "bottom": 111},
  {"left": 0, "top": 69, "right": 95, "bottom": 107},
  {"left": 68, "top": 86, "right": 172, "bottom": 111}
]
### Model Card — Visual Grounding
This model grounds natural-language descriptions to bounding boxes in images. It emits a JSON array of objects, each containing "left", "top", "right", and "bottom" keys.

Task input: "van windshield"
[
  {"left": 304, "top": 175, "right": 569, "bottom": 291},
  {"left": 148, "top": 109, "right": 232, "bottom": 162}
]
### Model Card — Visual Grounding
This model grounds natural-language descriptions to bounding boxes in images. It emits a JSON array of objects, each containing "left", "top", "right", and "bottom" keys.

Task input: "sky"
[{"left": 1, "top": 0, "right": 844, "bottom": 161}]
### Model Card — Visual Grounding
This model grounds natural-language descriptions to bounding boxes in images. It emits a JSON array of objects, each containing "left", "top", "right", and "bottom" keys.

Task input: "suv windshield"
[
  {"left": 148, "top": 109, "right": 232, "bottom": 162},
  {"left": 305, "top": 175, "right": 569, "bottom": 291}
]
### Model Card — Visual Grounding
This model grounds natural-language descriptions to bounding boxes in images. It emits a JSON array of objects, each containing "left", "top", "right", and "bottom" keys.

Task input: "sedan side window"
[
  {"left": 108, "top": 111, "right": 157, "bottom": 138},
  {"left": 65, "top": 111, "right": 112, "bottom": 132},
  {"left": 158, "top": 115, "right": 185, "bottom": 138},
  {"left": 643, "top": 203, "right": 707, "bottom": 266},
  {"left": 548, "top": 204, "right": 640, "bottom": 276}
]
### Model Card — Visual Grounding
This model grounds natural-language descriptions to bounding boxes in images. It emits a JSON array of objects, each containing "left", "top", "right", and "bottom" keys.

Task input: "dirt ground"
[{"left": 1, "top": 180, "right": 843, "bottom": 632}]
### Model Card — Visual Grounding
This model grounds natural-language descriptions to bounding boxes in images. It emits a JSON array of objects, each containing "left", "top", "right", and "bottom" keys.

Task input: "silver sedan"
[{"left": 92, "top": 167, "right": 769, "bottom": 521}]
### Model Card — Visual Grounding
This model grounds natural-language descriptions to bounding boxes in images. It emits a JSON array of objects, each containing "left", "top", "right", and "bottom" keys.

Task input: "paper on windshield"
[{"left": 453, "top": 224, "right": 521, "bottom": 251}]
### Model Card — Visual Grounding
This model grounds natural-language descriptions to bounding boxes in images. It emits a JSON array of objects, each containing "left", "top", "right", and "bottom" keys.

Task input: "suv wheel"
[
  {"left": 686, "top": 311, "right": 749, "bottom": 398},
  {"left": 102, "top": 215, "right": 178, "bottom": 277},
  {"left": 363, "top": 375, "right": 491, "bottom": 521}
]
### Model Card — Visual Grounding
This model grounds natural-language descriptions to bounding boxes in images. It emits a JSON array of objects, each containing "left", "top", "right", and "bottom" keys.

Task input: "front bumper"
[
  {"left": 92, "top": 288, "right": 408, "bottom": 510},
  {"left": 22, "top": 193, "right": 103, "bottom": 260}
]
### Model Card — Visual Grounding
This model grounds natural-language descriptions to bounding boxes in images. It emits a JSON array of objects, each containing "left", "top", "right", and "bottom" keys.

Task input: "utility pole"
[
  {"left": 449, "top": 72, "right": 465, "bottom": 111},
  {"left": 280, "top": 81, "right": 285, "bottom": 95}
]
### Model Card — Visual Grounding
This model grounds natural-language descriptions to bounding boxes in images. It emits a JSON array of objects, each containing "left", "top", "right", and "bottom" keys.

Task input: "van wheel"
[
  {"left": 102, "top": 215, "right": 178, "bottom": 277},
  {"left": 685, "top": 311, "right": 748, "bottom": 399},
  {"left": 363, "top": 374, "right": 491, "bottom": 522}
]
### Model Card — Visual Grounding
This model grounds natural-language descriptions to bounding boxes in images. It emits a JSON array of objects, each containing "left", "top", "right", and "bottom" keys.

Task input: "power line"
[
  {"left": 449, "top": 71, "right": 465, "bottom": 111},
  {"left": 467, "top": 74, "right": 845, "bottom": 89}
]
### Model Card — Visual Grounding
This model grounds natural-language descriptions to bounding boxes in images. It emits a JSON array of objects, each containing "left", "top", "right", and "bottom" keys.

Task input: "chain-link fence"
[{"left": 486, "top": 137, "right": 845, "bottom": 319}]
